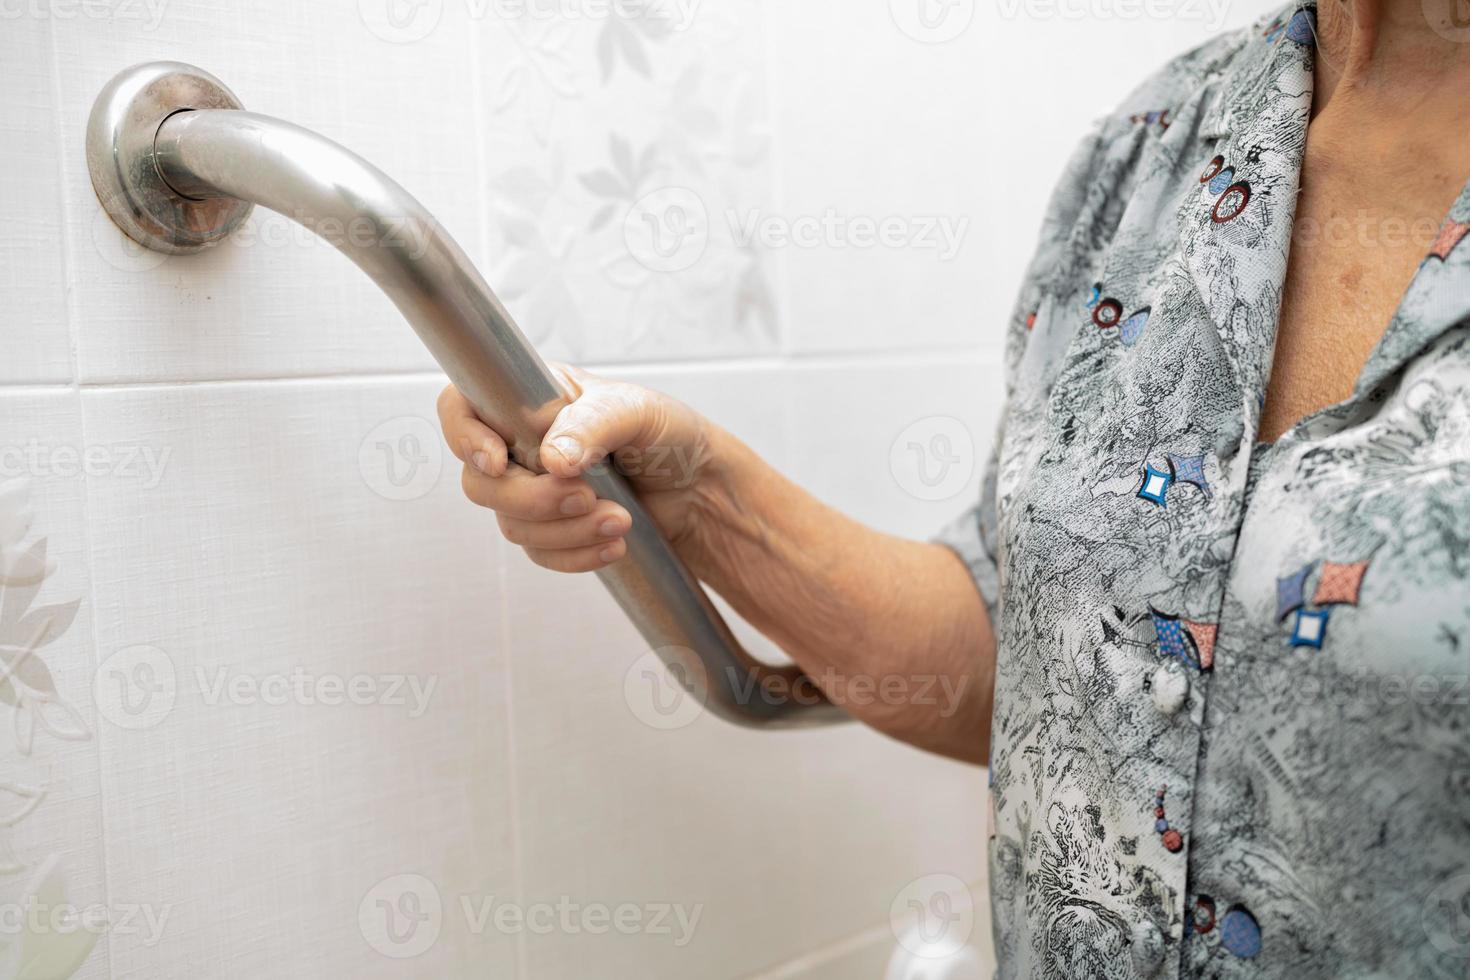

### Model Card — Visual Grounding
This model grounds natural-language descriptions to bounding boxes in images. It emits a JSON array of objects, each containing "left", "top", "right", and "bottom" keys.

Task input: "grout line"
[
  {"left": 71, "top": 368, "right": 451, "bottom": 391},
  {"left": 741, "top": 921, "right": 892, "bottom": 980},
  {"left": 590, "top": 344, "right": 999, "bottom": 377},
  {"left": 742, "top": 872, "right": 990, "bottom": 979},
  {"left": 1, "top": 343, "right": 1002, "bottom": 396},
  {"left": 493, "top": 535, "right": 531, "bottom": 980},
  {"left": 755, "top": 0, "right": 795, "bottom": 359},
  {"left": 468, "top": 13, "right": 531, "bottom": 979},
  {"left": 46, "top": 16, "right": 119, "bottom": 980}
]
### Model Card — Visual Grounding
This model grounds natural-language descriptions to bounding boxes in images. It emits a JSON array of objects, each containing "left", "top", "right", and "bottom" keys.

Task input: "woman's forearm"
[
  {"left": 683, "top": 426, "right": 996, "bottom": 763},
  {"left": 439, "top": 374, "right": 994, "bottom": 759}
]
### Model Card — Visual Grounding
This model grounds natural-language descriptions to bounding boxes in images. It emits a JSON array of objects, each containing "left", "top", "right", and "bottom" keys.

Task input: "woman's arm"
[
  {"left": 438, "top": 365, "right": 995, "bottom": 763},
  {"left": 687, "top": 428, "right": 994, "bottom": 761}
]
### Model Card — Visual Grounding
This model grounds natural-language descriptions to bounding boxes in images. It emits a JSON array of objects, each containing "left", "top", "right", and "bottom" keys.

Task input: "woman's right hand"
[
  {"left": 440, "top": 364, "right": 995, "bottom": 763},
  {"left": 437, "top": 362, "right": 725, "bottom": 574}
]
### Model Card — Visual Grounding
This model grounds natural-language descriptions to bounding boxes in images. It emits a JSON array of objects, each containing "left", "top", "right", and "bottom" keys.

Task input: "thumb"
[{"left": 540, "top": 381, "right": 661, "bottom": 479}]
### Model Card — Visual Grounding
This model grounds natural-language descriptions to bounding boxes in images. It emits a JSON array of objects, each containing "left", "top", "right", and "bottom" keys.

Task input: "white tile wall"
[
  {"left": 0, "top": 391, "right": 109, "bottom": 980},
  {"left": 76, "top": 378, "right": 517, "bottom": 979},
  {"left": 0, "top": 19, "right": 73, "bottom": 383},
  {"left": 762, "top": 0, "right": 994, "bottom": 359},
  {"left": 0, "top": 1, "right": 1282, "bottom": 977},
  {"left": 52, "top": 0, "right": 487, "bottom": 384}
]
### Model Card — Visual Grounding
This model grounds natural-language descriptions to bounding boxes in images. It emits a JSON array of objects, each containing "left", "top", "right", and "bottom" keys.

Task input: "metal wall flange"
[{"left": 86, "top": 61, "right": 254, "bottom": 254}]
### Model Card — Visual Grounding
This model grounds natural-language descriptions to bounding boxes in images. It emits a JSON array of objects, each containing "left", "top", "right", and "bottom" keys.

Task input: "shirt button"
[
  {"left": 1131, "top": 920, "right": 1166, "bottom": 975},
  {"left": 1151, "top": 663, "right": 1189, "bottom": 716},
  {"left": 1214, "top": 417, "right": 1245, "bottom": 458}
]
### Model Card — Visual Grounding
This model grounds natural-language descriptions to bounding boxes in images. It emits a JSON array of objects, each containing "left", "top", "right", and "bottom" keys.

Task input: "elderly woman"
[{"left": 438, "top": 0, "right": 1470, "bottom": 975}]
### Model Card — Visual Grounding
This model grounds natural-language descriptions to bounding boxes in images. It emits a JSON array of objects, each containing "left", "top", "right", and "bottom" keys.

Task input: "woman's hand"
[
  {"left": 439, "top": 360, "right": 995, "bottom": 762},
  {"left": 437, "top": 363, "right": 721, "bottom": 573}
]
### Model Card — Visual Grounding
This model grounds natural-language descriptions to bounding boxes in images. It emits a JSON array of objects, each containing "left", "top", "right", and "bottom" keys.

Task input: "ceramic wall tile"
[
  {"left": 784, "top": 354, "right": 1004, "bottom": 540},
  {"left": 476, "top": 0, "right": 783, "bottom": 366},
  {"left": 0, "top": 19, "right": 73, "bottom": 384},
  {"left": 761, "top": 0, "right": 992, "bottom": 358},
  {"left": 78, "top": 378, "right": 519, "bottom": 978},
  {"left": 498, "top": 363, "right": 808, "bottom": 979},
  {"left": 50, "top": 0, "right": 487, "bottom": 384},
  {"left": 0, "top": 390, "right": 109, "bottom": 979}
]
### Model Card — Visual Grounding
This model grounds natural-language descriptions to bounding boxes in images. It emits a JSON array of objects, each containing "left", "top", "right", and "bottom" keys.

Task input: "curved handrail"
[{"left": 89, "top": 63, "right": 846, "bottom": 727}]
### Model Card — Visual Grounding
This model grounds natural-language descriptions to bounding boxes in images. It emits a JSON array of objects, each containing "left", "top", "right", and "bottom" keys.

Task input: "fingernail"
[
  {"left": 599, "top": 546, "right": 621, "bottom": 564},
  {"left": 561, "top": 495, "right": 590, "bottom": 516},
  {"left": 551, "top": 435, "right": 582, "bottom": 466},
  {"left": 471, "top": 451, "right": 490, "bottom": 474},
  {"left": 598, "top": 519, "right": 622, "bottom": 537}
]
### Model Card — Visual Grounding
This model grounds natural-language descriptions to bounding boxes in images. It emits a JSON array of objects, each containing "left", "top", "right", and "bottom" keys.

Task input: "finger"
[
  {"left": 545, "top": 361, "right": 588, "bottom": 399},
  {"left": 524, "top": 537, "right": 628, "bottom": 573},
  {"left": 437, "top": 385, "right": 508, "bottom": 476},
  {"left": 540, "top": 382, "right": 663, "bottom": 479},
  {"left": 461, "top": 463, "right": 595, "bottom": 520},
  {"left": 497, "top": 501, "right": 631, "bottom": 550}
]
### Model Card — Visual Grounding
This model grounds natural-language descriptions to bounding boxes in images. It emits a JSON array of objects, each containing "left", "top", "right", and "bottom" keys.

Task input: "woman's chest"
[
  {"left": 1262, "top": 155, "right": 1461, "bottom": 441},
  {"left": 985, "top": 302, "right": 1470, "bottom": 977},
  {"left": 1178, "top": 333, "right": 1470, "bottom": 973}
]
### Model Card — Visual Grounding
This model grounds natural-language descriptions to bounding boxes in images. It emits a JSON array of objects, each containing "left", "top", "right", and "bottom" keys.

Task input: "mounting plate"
[{"left": 86, "top": 61, "right": 253, "bottom": 254}]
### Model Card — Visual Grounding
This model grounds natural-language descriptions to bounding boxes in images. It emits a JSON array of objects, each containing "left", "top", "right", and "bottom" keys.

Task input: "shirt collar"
[
  {"left": 1192, "top": 0, "right": 1470, "bottom": 430},
  {"left": 1355, "top": 184, "right": 1470, "bottom": 399},
  {"left": 1199, "top": 0, "right": 1316, "bottom": 140},
  {"left": 1181, "top": 2, "right": 1317, "bottom": 435}
]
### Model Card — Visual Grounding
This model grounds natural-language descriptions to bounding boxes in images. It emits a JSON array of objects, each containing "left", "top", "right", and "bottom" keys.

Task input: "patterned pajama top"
[{"left": 936, "top": 3, "right": 1470, "bottom": 977}]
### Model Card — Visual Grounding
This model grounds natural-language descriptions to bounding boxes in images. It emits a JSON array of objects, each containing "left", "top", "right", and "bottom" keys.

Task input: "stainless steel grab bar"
[{"left": 87, "top": 62, "right": 845, "bottom": 728}]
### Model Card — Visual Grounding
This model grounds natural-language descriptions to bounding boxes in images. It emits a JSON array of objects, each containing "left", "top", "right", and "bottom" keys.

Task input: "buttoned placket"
[
  {"left": 1160, "top": 6, "right": 1470, "bottom": 976},
  {"left": 1142, "top": 9, "right": 1318, "bottom": 976}
]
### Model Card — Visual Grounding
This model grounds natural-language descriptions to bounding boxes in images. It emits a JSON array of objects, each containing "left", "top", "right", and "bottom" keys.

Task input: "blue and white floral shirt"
[{"left": 938, "top": 4, "right": 1470, "bottom": 976}]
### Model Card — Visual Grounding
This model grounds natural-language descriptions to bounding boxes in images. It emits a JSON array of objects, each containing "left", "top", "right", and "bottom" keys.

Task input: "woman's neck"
[{"left": 1315, "top": 0, "right": 1470, "bottom": 114}]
